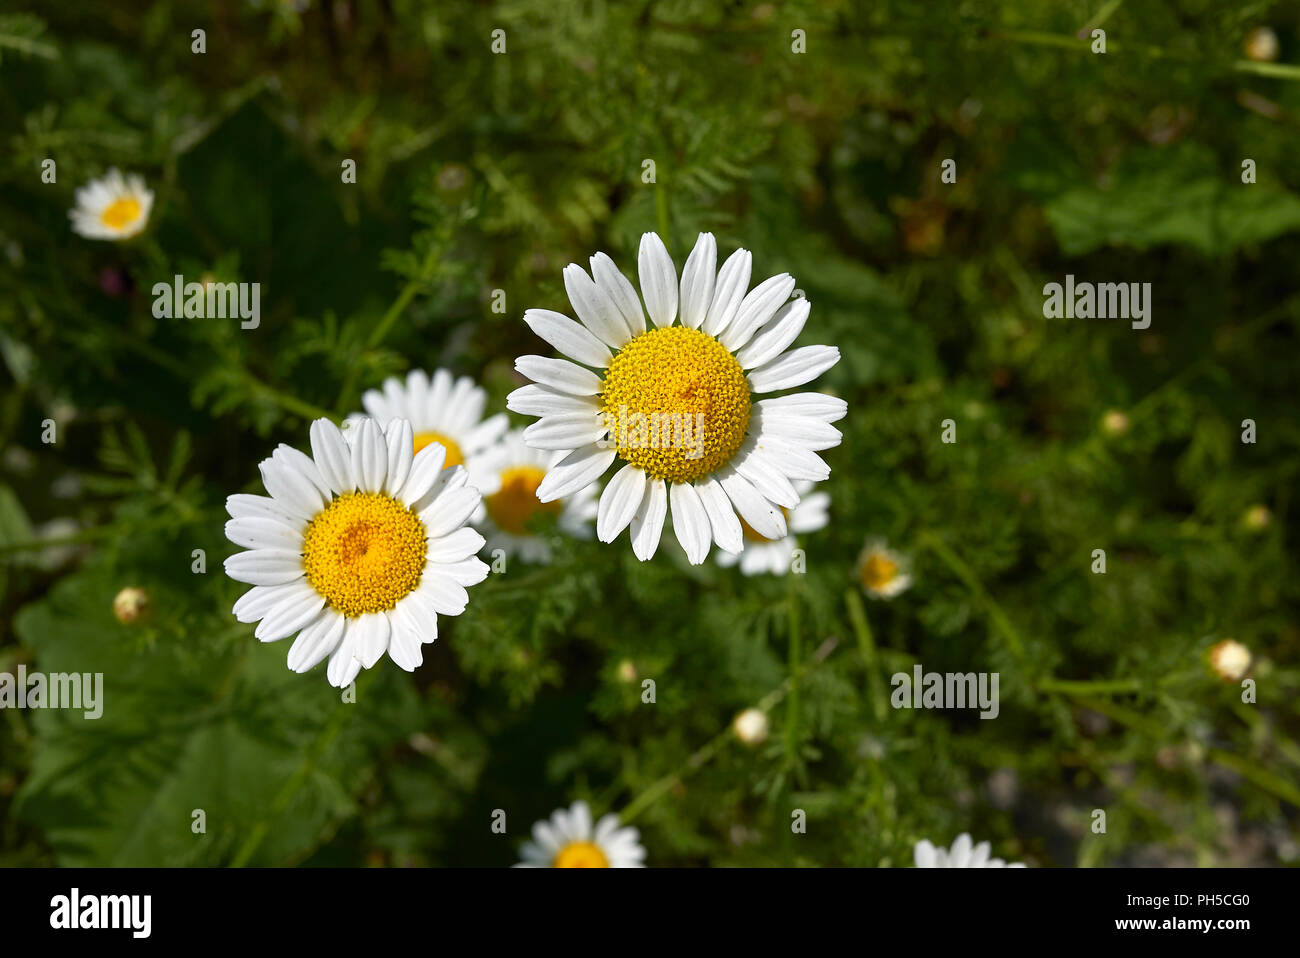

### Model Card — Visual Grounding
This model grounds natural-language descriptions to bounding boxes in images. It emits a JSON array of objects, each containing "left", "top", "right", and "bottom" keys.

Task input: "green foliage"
[{"left": 2, "top": 0, "right": 1299, "bottom": 868}]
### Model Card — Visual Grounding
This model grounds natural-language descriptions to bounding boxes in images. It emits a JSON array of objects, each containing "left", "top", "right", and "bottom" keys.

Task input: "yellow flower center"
[
  {"left": 100, "top": 197, "right": 142, "bottom": 230},
  {"left": 599, "top": 326, "right": 751, "bottom": 483},
  {"left": 301, "top": 492, "right": 427, "bottom": 618},
  {"left": 553, "top": 841, "right": 610, "bottom": 868},
  {"left": 860, "top": 552, "right": 899, "bottom": 591},
  {"left": 485, "top": 465, "right": 561, "bottom": 535},
  {"left": 413, "top": 431, "right": 465, "bottom": 468}
]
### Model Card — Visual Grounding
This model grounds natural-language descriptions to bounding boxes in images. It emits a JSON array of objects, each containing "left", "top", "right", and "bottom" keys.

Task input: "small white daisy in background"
[
  {"left": 914, "top": 833, "right": 1025, "bottom": 868},
  {"left": 466, "top": 428, "right": 596, "bottom": 564},
  {"left": 113, "top": 586, "right": 149, "bottom": 625},
  {"left": 350, "top": 368, "right": 508, "bottom": 475},
  {"left": 69, "top": 168, "right": 154, "bottom": 241},
  {"left": 732, "top": 707, "right": 770, "bottom": 746},
  {"left": 717, "top": 479, "right": 828, "bottom": 575},
  {"left": 856, "top": 537, "right": 912, "bottom": 599},
  {"left": 1208, "top": 639, "right": 1251, "bottom": 682},
  {"left": 507, "top": 231, "right": 844, "bottom": 565},
  {"left": 515, "top": 800, "right": 645, "bottom": 868},
  {"left": 224, "top": 417, "right": 489, "bottom": 688}
]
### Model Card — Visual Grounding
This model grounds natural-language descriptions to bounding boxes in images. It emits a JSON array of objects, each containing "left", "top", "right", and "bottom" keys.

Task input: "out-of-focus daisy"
[
  {"left": 515, "top": 800, "right": 645, "bottom": 868},
  {"left": 856, "top": 538, "right": 912, "bottom": 599},
  {"left": 732, "top": 707, "right": 770, "bottom": 746},
  {"left": 69, "top": 169, "right": 154, "bottom": 241},
  {"left": 717, "top": 479, "right": 828, "bottom": 575},
  {"left": 223, "top": 417, "right": 489, "bottom": 688},
  {"left": 350, "top": 369, "right": 508, "bottom": 474},
  {"left": 466, "top": 428, "right": 596, "bottom": 564},
  {"left": 1208, "top": 639, "right": 1251, "bottom": 682},
  {"left": 914, "top": 833, "right": 1025, "bottom": 868},
  {"left": 507, "top": 231, "right": 844, "bottom": 564}
]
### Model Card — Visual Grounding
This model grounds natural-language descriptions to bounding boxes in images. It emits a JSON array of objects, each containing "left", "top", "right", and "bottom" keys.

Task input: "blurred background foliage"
[{"left": 2, "top": 0, "right": 1299, "bottom": 866}]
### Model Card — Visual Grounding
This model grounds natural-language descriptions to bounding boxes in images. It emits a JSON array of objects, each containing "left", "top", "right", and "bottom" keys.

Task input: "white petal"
[
  {"left": 434, "top": 557, "right": 490, "bottom": 587},
  {"left": 756, "top": 392, "right": 847, "bottom": 422},
  {"left": 524, "top": 309, "right": 611, "bottom": 368},
  {"left": 327, "top": 631, "right": 363, "bottom": 688},
  {"left": 506, "top": 384, "right": 601, "bottom": 418},
  {"left": 735, "top": 298, "right": 810, "bottom": 369},
  {"left": 669, "top": 482, "right": 711, "bottom": 564},
  {"left": 630, "top": 476, "right": 668, "bottom": 560},
  {"left": 694, "top": 475, "right": 743, "bottom": 554},
  {"left": 420, "top": 487, "right": 480, "bottom": 538},
  {"left": 734, "top": 445, "right": 799, "bottom": 508},
  {"left": 755, "top": 436, "right": 831, "bottom": 481},
  {"left": 747, "top": 345, "right": 840, "bottom": 393},
  {"left": 225, "top": 516, "right": 303, "bottom": 551},
  {"left": 590, "top": 251, "right": 645, "bottom": 338},
  {"left": 418, "top": 573, "right": 470, "bottom": 615},
  {"left": 522, "top": 413, "right": 606, "bottom": 451},
  {"left": 232, "top": 583, "right": 301, "bottom": 624},
  {"left": 354, "top": 612, "right": 391, "bottom": 669},
  {"left": 259, "top": 457, "right": 327, "bottom": 522},
  {"left": 271, "top": 445, "right": 332, "bottom": 501},
  {"left": 348, "top": 419, "right": 388, "bottom": 493},
  {"left": 384, "top": 419, "right": 415, "bottom": 497},
  {"left": 754, "top": 412, "right": 843, "bottom": 451},
  {"left": 720, "top": 273, "right": 796, "bottom": 351},
  {"left": 426, "top": 527, "right": 486, "bottom": 563},
  {"left": 224, "top": 549, "right": 304, "bottom": 586},
  {"left": 287, "top": 609, "right": 346, "bottom": 673},
  {"left": 386, "top": 603, "right": 425, "bottom": 671},
  {"left": 226, "top": 493, "right": 294, "bottom": 522},
  {"left": 718, "top": 470, "right": 786, "bottom": 540},
  {"left": 701, "top": 248, "right": 751, "bottom": 336},
  {"left": 596, "top": 463, "right": 648, "bottom": 542},
  {"left": 514, "top": 355, "right": 602, "bottom": 396},
  {"left": 638, "top": 233, "right": 678, "bottom": 328},
  {"left": 399, "top": 442, "right": 448, "bottom": 506},
  {"left": 535, "top": 444, "right": 615, "bottom": 503},
  {"left": 255, "top": 589, "right": 325, "bottom": 643},
  {"left": 309, "top": 419, "right": 356, "bottom": 495},
  {"left": 401, "top": 589, "right": 441, "bottom": 644},
  {"left": 564, "top": 263, "right": 632, "bottom": 349},
  {"left": 678, "top": 232, "right": 716, "bottom": 329}
]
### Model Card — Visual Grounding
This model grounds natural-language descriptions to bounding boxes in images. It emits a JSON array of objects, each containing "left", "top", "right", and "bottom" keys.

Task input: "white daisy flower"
[
  {"left": 717, "top": 479, "right": 828, "bottom": 575},
  {"left": 466, "top": 428, "right": 597, "bottom": 564},
  {"left": 856, "top": 537, "right": 912, "bottom": 599},
  {"left": 507, "top": 232, "right": 844, "bottom": 564},
  {"left": 69, "top": 168, "right": 154, "bottom": 241},
  {"left": 914, "top": 833, "right": 1025, "bottom": 868},
  {"left": 350, "top": 368, "right": 508, "bottom": 475},
  {"left": 223, "top": 417, "right": 489, "bottom": 688},
  {"left": 515, "top": 800, "right": 645, "bottom": 868}
]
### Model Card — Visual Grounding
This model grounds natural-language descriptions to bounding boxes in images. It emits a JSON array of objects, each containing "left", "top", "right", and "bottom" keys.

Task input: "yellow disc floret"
[
  {"left": 599, "top": 326, "right": 750, "bottom": 483},
  {"left": 302, "top": 492, "right": 427, "bottom": 618},
  {"left": 413, "top": 431, "right": 464, "bottom": 468},
  {"left": 553, "top": 841, "right": 610, "bottom": 868},
  {"left": 859, "top": 552, "right": 900, "bottom": 591},
  {"left": 100, "top": 197, "right": 142, "bottom": 230},
  {"left": 485, "top": 465, "right": 561, "bottom": 535}
]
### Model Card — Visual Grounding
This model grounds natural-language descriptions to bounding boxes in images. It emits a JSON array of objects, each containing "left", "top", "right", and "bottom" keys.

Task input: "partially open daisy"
[
  {"left": 466, "top": 429, "right": 597, "bottom": 564},
  {"left": 508, "top": 232, "right": 844, "bottom": 564},
  {"left": 350, "top": 369, "right": 508, "bottom": 476},
  {"left": 856, "top": 537, "right": 912, "bottom": 599},
  {"left": 914, "top": 833, "right": 1025, "bottom": 868},
  {"left": 223, "top": 417, "right": 489, "bottom": 688},
  {"left": 717, "top": 479, "right": 829, "bottom": 576},
  {"left": 69, "top": 168, "right": 154, "bottom": 241},
  {"left": 515, "top": 800, "right": 645, "bottom": 868}
]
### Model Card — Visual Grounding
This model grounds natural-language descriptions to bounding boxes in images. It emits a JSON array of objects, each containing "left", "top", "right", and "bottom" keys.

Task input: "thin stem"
[
  {"left": 918, "top": 531, "right": 1026, "bottom": 662},
  {"left": 785, "top": 576, "right": 802, "bottom": 763},
  {"left": 845, "top": 588, "right": 888, "bottom": 722}
]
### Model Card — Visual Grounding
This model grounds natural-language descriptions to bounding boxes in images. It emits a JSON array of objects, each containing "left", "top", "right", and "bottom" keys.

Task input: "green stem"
[
  {"left": 1037, "top": 677, "right": 1142, "bottom": 695},
  {"left": 845, "top": 588, "right": 887, "bottom": 722},
  {"left": 785, "top": 576, "right": 802, "bottom": 762},
  {"left": 918, "top": 531, "right": 1026, "bottom": 662}
]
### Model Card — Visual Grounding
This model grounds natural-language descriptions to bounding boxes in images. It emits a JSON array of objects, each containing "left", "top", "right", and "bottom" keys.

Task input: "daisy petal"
[
  {"left": 756, "top": 392, "right": 848, "bottom": 423},
  {"left": 638, "top": 233, "right": 678, "bottom": 328},
  {"left": 514, "top": 355, "right": 602, "bottom": 397},
  {"left": 420, "top": 487, "right": 480, "bottom": 538},
  {"left": 254, "top": 589, "right": 325, "bottom": 643},
  {"left": 224, "top": 549, "right": 305, "bottom": 586},
  {"left": 630, "top": 476, "right": 668, "bottom": 560},
  {"left": 590, "top": 251, "right": 646, "bottom": 338},
  {"left": 718, "top": 470, "right": 786, "bottom": 540},
  {"left": 747, "top": 345, "right": 840, "bottom": 393},
  {"left": 309, "top": 419, "right": 356, "bottom": 495},
  {"left": 564, "top": 263, "right": 632, "bottom": 349},
  {"left": 669, "top": 481, "right": 711, "bottom": 564},
  {"left": 287, "top": 609, "right": 346, "bottom": 673},
  {"left": 522, "top": 413, "right": 607, "bottom": 451},
  {"left": 399, "top": 442, "right": 448, "bottom": 506},
  {"left": 225, "top": 516, "right": 302, "bottom": 551},
  {"left": 701, "top": 248, "right": 752, "bottom": 337},
  {"left": 678, "top": 232, "right": 717, "bottom": 329},
  {"left": 506, "top": 384, "right": 601, "bottom": 418},
  {"left": 535, "top": 443, "right": 615, "bottom": 503},
  {"left": 720, "top": 273, "right": 796, "bottom": 351},
  {"left": 694, "top": 476, "right": 743, "bottom": 554},
  {"left": 426, "top": 527, "right": 486, "bottom": 563},
  {"left": 384, "top": 420, "right": 415, "bottom": 497},
  {"left": 524, "top": 309, "right": 612, "bottom": 368},
  {"left": 326, "top": 632, "right": 363, "bottom": 688},
  {"left": 735, "top": 298, "right": 810, "bottom": 369},
  {"left": 355, "top": 612, "right": 390, "bottom": 669},
  {"left": 596, "top": 463, "right": 648, "bottom": 542},
  {"left": 349, "top": 419, "right": 388, "bottom": 493}
]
